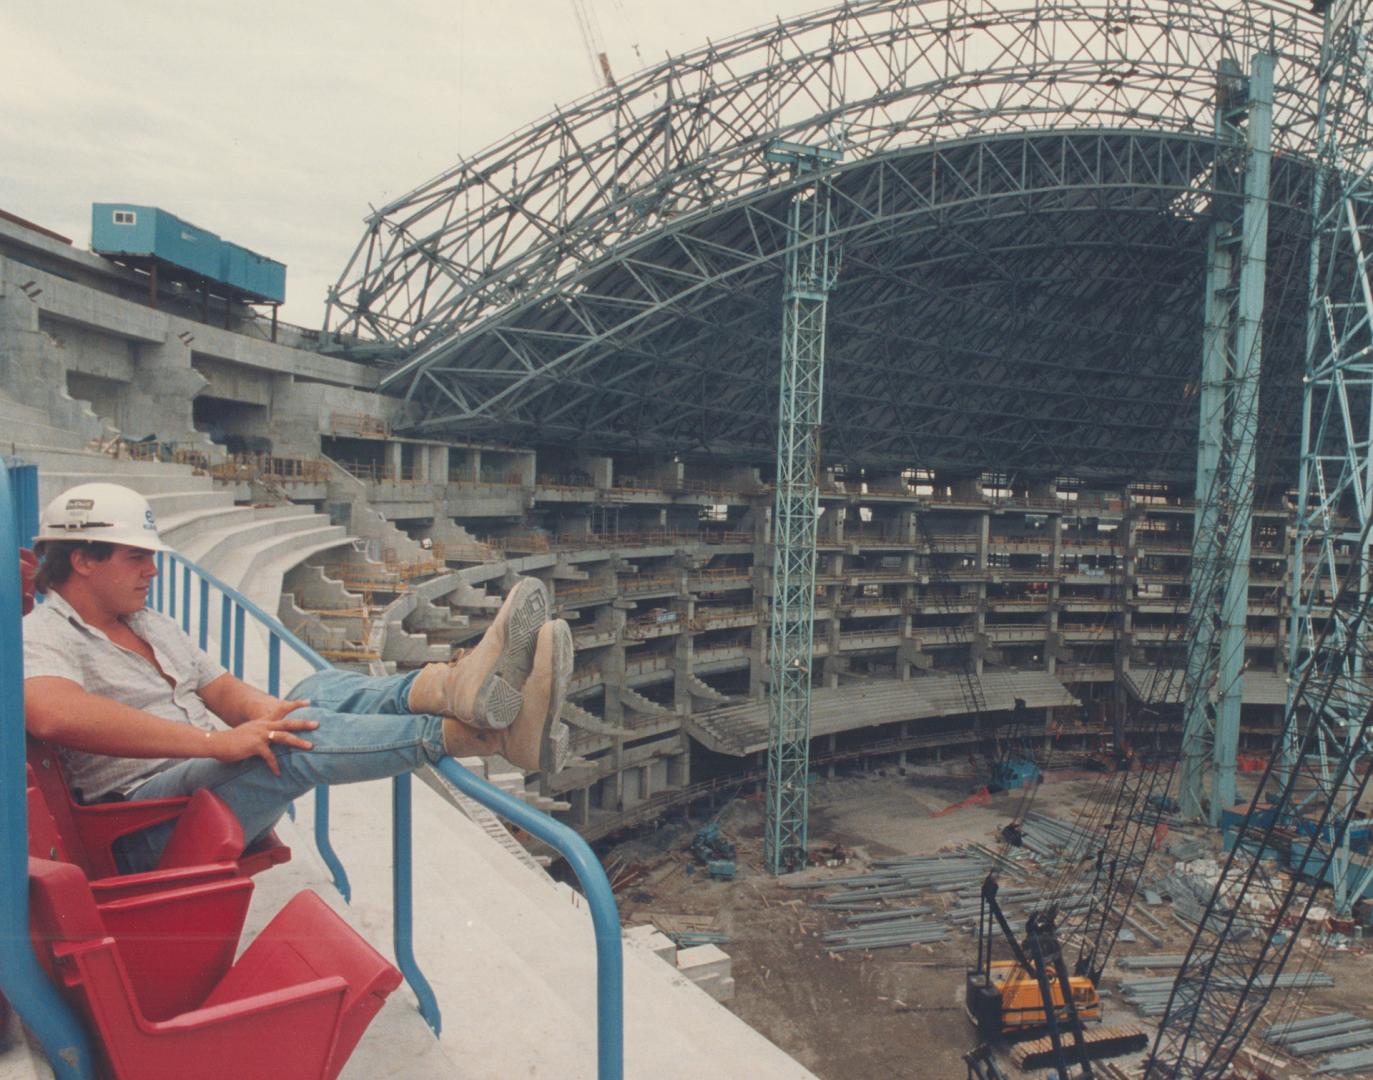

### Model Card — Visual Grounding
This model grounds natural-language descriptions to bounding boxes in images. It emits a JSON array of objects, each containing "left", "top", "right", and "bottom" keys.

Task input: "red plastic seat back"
[
  {"left": 27, "top": 765, "right": 74, "bottom": 865},
  {"left": 27, "top": 857, "right": 107, "bottom": 997},
  {"left": 25, "top": 742, "right": 98, "bottom": 870},
  {"left": 29, "top": 858, "right": 397, "bottom": 1080}
]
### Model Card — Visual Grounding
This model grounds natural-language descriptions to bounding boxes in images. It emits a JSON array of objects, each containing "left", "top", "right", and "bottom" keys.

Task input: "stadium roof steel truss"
[{"left": 328, "top": 0, "right": 1327, "bottom": 479}]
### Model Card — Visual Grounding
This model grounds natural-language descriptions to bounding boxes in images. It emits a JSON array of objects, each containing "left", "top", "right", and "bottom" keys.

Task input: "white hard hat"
[{"left": 35, "top": 483, "right": 170, "bottom": 552}]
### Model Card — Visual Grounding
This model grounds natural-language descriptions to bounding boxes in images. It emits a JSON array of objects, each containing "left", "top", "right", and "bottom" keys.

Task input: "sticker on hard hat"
[
  {"left": 145, "top": 510, "right": 157, "bottom": 528},
  {"left": 66, "top": 499, "right": 95, "bottom": 512}
]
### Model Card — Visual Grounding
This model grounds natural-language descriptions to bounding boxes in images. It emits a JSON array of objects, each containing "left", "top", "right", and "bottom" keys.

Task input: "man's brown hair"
[{"left": 33, "top": 540, "right": 115, "bottom": 594}]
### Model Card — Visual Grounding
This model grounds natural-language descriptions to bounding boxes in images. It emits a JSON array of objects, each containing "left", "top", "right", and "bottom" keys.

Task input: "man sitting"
[{"left": 23, "top": 482, "right": 575, "bottom": 873}]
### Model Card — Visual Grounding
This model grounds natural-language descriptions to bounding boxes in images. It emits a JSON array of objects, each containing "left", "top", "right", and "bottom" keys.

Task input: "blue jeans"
[{"left": 117, "top": 670, "right": 447, "bottom": 873}]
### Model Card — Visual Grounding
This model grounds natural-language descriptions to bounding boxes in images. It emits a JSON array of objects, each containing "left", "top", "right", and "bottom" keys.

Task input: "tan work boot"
[
  {"left": 409, "top": 576, "right": 549, "bottom": 729},
  {"left": 440, "top": 619, "right": 574, "bottom": 773}
]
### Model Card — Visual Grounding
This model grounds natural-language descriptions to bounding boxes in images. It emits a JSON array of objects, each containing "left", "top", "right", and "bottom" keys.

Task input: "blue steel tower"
[
  {"left": 764, "top": 141, "right": 840, "bottom": 875},
  {"left": 1284, "top": 0, "right": 1373, "bottom": 913}
]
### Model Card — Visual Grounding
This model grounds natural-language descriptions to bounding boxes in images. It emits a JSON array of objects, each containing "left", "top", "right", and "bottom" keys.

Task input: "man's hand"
[{"left": 206, "top": 699, "right": 316, "bottom": 775}]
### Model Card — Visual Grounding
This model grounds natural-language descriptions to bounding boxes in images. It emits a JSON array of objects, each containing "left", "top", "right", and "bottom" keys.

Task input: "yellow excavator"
[{"left": 965, "top": 874, "right": 1145, "bottom": 1077}]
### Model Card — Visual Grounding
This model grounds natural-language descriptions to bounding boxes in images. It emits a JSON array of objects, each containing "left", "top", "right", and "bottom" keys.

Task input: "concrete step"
[
  {"left": 561, "top": 699, "right": 624, "bottom": 736},
  {"left": 38, "top": 472, "right": 219, "bottom": 511},
  {"left": 233, "top": 530, "right": 355, "bottom": 615},
  {"left": 37, "top": 470, "right": 213, "bottom": 498},
  {"left": 0, "top": 394, "right": 58, "bottom": 428},
  {"left": 7, "top": 445, "right": 198, "bottom": 479},
  {"left": 1, "top": 421, "right": 94, "bottom": 454},
  {"left": 620, "top": 684, "right": 675, "bottom": 718},
  {"left": 159, "top": 503, "right": 300, "bottom": 552},
  {"left": 686, "top": 673, "right": 731, "bottom": 703},
  {"left": 422, "top": 763, "right": 549, "bottom": 875},
  {"left": 177, "top": 511, "right": 331, "bottom": 569},
  {"left": 145, "top": 489, "right": 236, "bottom": 521},
  {"left": 0, "top": 396, "right": 94, "bottom": 454}
]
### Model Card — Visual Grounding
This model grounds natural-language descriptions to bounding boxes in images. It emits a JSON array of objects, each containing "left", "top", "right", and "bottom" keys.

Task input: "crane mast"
[{"left": 1059, "top": 47, "right": 1275, "bottom": 990}]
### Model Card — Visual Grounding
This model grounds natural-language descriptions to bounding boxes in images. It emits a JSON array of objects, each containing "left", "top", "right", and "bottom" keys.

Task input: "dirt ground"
[{"left": 605, "top": 767, "right": 1373, "bottom": 1080}]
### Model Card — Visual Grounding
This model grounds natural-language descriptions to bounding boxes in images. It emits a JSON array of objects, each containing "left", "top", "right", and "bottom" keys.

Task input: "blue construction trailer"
[{"left": 91, "top": 204, "right": 285, "bottom": 304}]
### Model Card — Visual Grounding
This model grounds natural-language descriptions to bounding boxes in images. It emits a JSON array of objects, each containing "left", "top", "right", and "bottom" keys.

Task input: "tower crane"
[{"left": 570, "top": 0, "right": 616, "bottom": 89}]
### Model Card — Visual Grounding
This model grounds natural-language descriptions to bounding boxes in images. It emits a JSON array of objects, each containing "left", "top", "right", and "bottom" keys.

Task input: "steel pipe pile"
[
  {"left": 1318, "top": 1047, "right": 1373, "bottom": 1075},
  {"left": 843, "top": 906, "right": 933, "bottom": 924},
  {"left": 1020, "top": 812, "right": 1106, "bottom": 864},
  {"left": 1117, "top": 954, "right": 1189, "bottom": 970},
  {"left": 1123, "top": 971, "right": 1335, "bottom": 1017},
  {"left": 823, "top": 919, "right": 951, "bottom": 952},
  {"left": 1264, "top": 1013, "right": 1373, "bottom": 1058}
]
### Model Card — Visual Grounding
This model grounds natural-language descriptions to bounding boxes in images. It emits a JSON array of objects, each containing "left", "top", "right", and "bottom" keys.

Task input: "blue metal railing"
[
  {"left": 147, "top": 552, "right": 354, "bottom": 899},
  {"left": 1, "top": 464, "right": 623, "bottom": 1078},
  {"left": 1, "top": 466, "right": 96, "bottom": 1077}
]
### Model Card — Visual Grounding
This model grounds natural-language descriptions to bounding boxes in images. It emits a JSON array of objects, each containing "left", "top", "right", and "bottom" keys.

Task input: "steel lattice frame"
[
  {"left": 1145, "top": 4, "right": 1373, "bottom": 1076},
  {"left": 764, "top": 147, "right": 838, "bottom": 873},
  {"left": 1180, "top": 53, "right": 1274, "bottom": 824},
  {"left": 326, "top": 0, "right": 1323, "bottom": 480},
  {"left": 1284, "top": 0, "right": 1373, "bottom": 913}
]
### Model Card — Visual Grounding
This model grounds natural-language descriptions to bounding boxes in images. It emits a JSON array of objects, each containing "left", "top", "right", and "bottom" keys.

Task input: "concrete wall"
[{"left": 0, "top": 230, "right": 383, "bottom": 456}]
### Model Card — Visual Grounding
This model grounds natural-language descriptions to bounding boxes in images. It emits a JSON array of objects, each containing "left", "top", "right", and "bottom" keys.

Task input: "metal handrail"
[
  {"left": 1, "top": 465, "right": 97, "bottom": 1077},
  {"left": 145, "top": 550, "right": 624, "bottom": 1077}
]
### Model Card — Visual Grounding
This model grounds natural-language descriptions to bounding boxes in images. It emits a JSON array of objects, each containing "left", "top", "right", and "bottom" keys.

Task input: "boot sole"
[
  {"left": 539, "top": 620, "right": 575, "bottom": 774},
  {"left": 473, "top": 674, "right": 523, "bottom": 731},
  {"left": 473, "top": 577, "right": 548, "bottom": 729},
  {"left": 494, "top": 576, "right": 549, "bottom": 692}
]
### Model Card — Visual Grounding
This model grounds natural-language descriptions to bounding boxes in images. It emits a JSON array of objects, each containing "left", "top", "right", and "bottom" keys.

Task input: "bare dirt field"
[{"left": 606, "top": 767, "right": 1373, "bottom": 1079}]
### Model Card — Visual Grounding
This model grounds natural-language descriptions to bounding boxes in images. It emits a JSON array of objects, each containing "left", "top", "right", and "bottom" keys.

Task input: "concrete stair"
[
  {"left": 685, "top": 673, "right": 731, "bottom": 703},
  {"left": 619, "top": 684, "right": 675, "bottom": 719},
  {"left": 156, "top": 501, "right": 301, "bottom": 551},
  {"left": 561, "top": 699, "right": 624, "bottom": 736},
  {"left": 35, "top": 469, "right": 210, "bottom": 499},
  {"left": 177, "top": 510, "right": 339, "bottom": 569},
  {"left": 9, "top": 436, "right": 355, "bottom": 631},
  {"left": 0, "top": 392, "right": 100, "bottom": 455}
]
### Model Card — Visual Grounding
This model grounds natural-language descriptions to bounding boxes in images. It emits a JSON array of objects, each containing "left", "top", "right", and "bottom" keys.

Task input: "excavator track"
[{"left": 1009, "top": 1025, "right": 1149, "bottom": 1072}]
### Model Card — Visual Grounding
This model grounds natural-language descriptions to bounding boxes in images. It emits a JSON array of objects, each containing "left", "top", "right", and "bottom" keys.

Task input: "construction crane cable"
[{"left": 1146, "top": 525, "right": 1373, "bottom": 1076}]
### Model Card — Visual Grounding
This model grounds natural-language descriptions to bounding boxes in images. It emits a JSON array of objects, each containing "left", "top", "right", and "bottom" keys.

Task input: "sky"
[{"left": 3, "top": 0, "right": 806, "bottom": 327}]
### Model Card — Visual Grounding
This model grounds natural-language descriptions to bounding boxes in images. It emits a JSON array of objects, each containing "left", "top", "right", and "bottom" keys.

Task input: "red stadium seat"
[
  {"left": 26, "top": 738, "right": 290, "bottom": 879},
  {"left": 29, "top": 857, "right": 402, "bottom": 1080}
]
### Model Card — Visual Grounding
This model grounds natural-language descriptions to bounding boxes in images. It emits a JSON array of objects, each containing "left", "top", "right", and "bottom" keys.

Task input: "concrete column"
[
  {"left": 571, "top": 785, "right": 590, "bottom": 826},
  {"left": 385, "top": 441, "right": 404, "bottom": 482},
  {"left": 1048, "top": 513, "right": 1062, "bottom": 674},
  {"left": 974, "top": 511, "right": 990, "bottom": 676},
  {"left": 602, "top": 607, "right": 627, "bottom": 728},
  {"left": 125, "top": 339, "right": 210, "bottom": 444},
  {"left": 674, "top": 594, "right": 695, "bottom": 712},
  {"left": 667, "top": 740, "right": 690, "bottom": 788},
  {"left": 429, "top": 445, "right": 449, "bottom": 485}
]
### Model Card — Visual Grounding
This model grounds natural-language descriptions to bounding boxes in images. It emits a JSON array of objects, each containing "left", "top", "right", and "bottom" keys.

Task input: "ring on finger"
[{"left": 267, "top": 730, "right": 276, "bottom": 743}]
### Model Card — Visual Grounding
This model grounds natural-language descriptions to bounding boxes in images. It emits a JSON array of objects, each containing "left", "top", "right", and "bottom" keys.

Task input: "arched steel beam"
[
  {"left": 328, "top": 0, "right": 1322, "bottom": 364},
  {"left": 372, "top": 129, "right": 1310, "bottom": 477}
]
